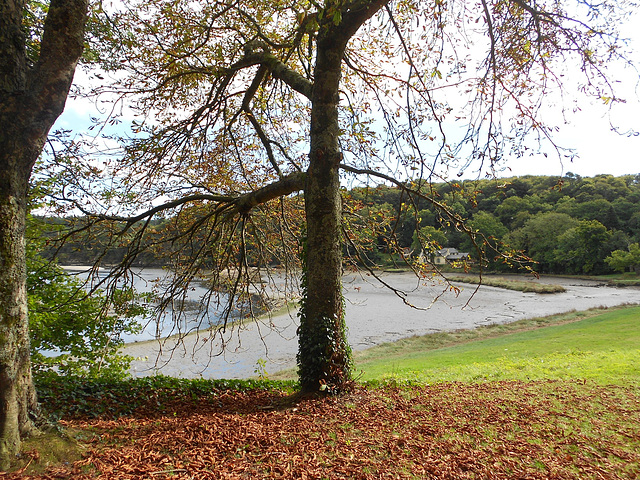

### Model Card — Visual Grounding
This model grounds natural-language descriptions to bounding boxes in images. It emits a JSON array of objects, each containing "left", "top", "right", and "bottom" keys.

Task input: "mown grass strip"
[{"left": 356, "top": 305, "right": 640, "bottom": 385}]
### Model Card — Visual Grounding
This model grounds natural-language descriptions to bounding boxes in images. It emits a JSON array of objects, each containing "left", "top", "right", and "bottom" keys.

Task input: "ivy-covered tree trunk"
[
  {"left": 297, "top": 0, "right": 389, "bottom": 392},
  {"left": 0, "top": 0, "right": 88, "bottom": 468},
  {"left": 298, "top": 33, "right": 352, "bottom": 393}
]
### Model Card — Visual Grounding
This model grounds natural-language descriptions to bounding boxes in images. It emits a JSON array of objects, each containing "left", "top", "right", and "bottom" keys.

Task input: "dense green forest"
[
  {"left": 347, "top": 173, "right": 640, "bottom": 275},
  {"left": 36, "top": 173, "right": 640, "bottom": 276}
]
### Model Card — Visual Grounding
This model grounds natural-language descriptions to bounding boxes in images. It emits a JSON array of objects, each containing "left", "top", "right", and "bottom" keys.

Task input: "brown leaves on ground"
[{"left": 7, "top": 381, "right": 640, "bottom": 479}]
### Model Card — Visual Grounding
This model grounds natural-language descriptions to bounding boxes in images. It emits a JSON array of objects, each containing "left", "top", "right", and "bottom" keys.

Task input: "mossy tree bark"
[
  {"left": 297, "top": 0, "right": 389, "bottom": 393},
  {"left": 298, "top": 36, "right": 351, "bottom": 393},
  {"left": 0, "top": 0, "right": 88, "bottom": 469}
]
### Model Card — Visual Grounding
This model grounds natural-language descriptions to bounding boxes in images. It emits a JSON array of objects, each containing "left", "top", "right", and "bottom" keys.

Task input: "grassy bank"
[
  {"left": 596, "top": 272, "right": 640, "bottom": 286},
  {"left": 375, "top": 267, "right": 568, "bottom": 293},
  {"left": 355, "top": 305, "right": 640, "bottom": 385},
  {"left": 445, "top": 274, "right": 567, "bottom": 293}
]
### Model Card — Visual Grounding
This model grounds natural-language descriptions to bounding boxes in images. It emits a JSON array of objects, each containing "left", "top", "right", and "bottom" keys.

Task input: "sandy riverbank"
[{"left": 122, "top": 272, "right": 640, "bottom": 379}]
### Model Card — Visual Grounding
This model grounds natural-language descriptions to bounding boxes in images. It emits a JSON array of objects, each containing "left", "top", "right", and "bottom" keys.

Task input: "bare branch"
[
  {"left": 233, "top": 171, "right": 306, "bottom": 214},
  {"left": 244, "top": 109, "right": 283, "bottom": 178}
]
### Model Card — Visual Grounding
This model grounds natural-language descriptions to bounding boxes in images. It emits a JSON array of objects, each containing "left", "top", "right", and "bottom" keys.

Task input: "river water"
[
  {"left": 116, "top": 271, "right": 640, "bottom": 380},
  {"left": 62, "top": 266, "right": 232, "bottom": 343}
]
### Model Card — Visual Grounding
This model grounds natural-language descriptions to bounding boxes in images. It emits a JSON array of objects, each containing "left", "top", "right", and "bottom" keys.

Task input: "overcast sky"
[
  {"left": 498, "top": 95, "right": 640, "bottom": 179},
  {"left": 494, "top": 8, "right": 640, "bottom": 179}
]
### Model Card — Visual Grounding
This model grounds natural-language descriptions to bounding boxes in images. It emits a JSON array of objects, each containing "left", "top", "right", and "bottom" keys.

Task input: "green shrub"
[{"left": 28, "top": 251, "right": 148, "bottom": 381}]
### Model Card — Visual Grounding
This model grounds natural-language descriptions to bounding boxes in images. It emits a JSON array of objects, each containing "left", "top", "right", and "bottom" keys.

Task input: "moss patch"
[{"left": 8, "top": 429, "right": 85, "bottom": 475}]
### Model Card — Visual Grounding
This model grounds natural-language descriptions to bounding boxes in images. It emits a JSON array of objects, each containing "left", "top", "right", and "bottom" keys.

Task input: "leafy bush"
[
  {"left": 28, "top": 250, "right": 148, "bottom": 380},
  {"left": 606, "top": 243, "right": 640, "bottom": 274}
]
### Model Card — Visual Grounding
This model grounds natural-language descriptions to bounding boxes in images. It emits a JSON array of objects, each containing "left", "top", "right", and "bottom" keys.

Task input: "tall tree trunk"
[
  {"left": 296, "top": 0, "right": 390, "bottom": 393},
  {"left": 297, "top": 34, "right": 352, "bottom": 393},
  {"left": 0, "top": 0, "right": 88, "bottom": 469},
  {"left": 0, "top": 160, "right": 39, "bottom": 470}
]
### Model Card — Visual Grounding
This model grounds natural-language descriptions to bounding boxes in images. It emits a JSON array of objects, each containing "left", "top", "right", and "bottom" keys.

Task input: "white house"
[{"left": 433, "top": 248, "right": 470, "bottom": 265}]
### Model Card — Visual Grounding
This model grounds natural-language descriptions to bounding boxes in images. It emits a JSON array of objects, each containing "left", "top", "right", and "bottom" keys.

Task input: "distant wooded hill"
[{"left": 33, "top": 173, "right": 640, "bottom": 275}]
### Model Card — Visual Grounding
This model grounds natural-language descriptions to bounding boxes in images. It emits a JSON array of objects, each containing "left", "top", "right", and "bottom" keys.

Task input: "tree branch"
[
  {"left": 28, "top": 0, "right": 89, "bottom": 132},
  {"left": 0, "top": 0, "right": 27, "bottom": 94},
  {"left": 332, "top": 0, "right": 390, "bottom": 45},
  {"left": 231, "top": 50, "right": 313, "bottom": 100},
  {"left": 338, "top": 163, "right": 463, "bottom": 229},
  {"left": 233, "top": 171, "right": 306, "bottom": 214},
  {"left": 80, "top": 171, "right": 307, "bottom": 227},
  {"left": 245, "top": 109, "right": 283, "bottom": 178}
]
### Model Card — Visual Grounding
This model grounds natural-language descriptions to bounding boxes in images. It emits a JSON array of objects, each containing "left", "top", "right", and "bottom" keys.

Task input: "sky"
[
  {"left": 495, "top": 95, "right": 640, "bottom": 179},
  {"left": 53, "top": 2, "right": 640, "bottom": 182},
  {"left": 487, "top": 3, "right": 640, "bottom": 180}
]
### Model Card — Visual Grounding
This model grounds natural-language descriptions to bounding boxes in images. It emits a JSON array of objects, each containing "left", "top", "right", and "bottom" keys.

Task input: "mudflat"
[{"left": 122, "top": 272, "right": 640, "bottom": 379}]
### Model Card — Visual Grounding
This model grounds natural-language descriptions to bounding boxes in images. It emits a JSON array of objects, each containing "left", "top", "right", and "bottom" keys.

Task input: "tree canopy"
[
  {"left": 1, "top": 0, "right": 635, "bottom": 467},
  {"left": 606, "top": 242, "right": 640, "bottom": 274}
]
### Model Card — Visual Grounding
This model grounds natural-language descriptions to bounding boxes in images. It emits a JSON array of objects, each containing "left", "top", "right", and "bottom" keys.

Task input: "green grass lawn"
[{"left": 356, "top": 305, "right": 640, "bottom": 385}]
